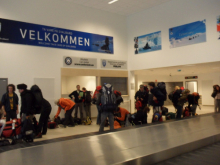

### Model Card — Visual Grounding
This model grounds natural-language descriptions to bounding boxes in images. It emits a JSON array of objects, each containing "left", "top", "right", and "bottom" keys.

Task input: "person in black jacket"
[
  {"left": 188, "top": 93, "right": 200, "bottom": 116},
  {"left": 212, "top": 85, "right": 220, "bottom": 113},
  {"left": 135, "top": 84, "right": 149, "bottom": 110},
  {"left": 148, "top": 82, "right": 164, "bottom": 113},
  {"left": 69, "top": 85, "right": 84, "bottom": 120},
  {"left": 17, "top": 84, "right": 34, "bottom": 122},
  {"left": 82, "top": 87, "right": 92, "bottom": 120},
  {"left": 36, "top": 98, "right": 52, "bottom": 138},
  {"left": 1, "top": 84, "right": 19, "bottom": 121}
]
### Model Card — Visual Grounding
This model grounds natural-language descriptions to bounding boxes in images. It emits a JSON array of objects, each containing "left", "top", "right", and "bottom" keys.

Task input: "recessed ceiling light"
[{"left": 108, "top": 0, "right": 118, "bottom": 4}]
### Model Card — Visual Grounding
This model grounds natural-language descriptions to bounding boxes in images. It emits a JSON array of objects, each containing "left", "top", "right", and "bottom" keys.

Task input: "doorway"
[
  {"left": 0, "top": 78, "right": 8, "bottom": 99},
  {"left": 185, "top": 81, "right": 198, "bottom": 93}
]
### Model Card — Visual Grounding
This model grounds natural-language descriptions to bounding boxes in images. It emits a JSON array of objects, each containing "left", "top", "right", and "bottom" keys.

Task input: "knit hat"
[{"left": 17, "top": 84, "right": 27, "bottom": 90}]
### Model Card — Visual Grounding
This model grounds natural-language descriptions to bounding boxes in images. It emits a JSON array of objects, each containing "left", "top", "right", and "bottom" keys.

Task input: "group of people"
[
  {"left": 134, "top": 82, "right": 201, "bottom": 122},
  {"left": 0, "top": 84, "right": 52, "bottom": 139}
]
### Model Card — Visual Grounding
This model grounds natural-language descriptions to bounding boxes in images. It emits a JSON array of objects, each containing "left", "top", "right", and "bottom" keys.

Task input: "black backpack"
[
  {"left": 157, "top": 82, "right": 167, "bottom": 101},
  {"left": 85, "top": 91, "right": 92, "bottom": 103},
  {"left": 101, "top": 84, "right": 117, "bottom": 111},
  {"left": 168, "top": 91, "right": 174, "bottom": 101},
  {"left": 30, "top": 85, "right": 43, "bottom": 114}
]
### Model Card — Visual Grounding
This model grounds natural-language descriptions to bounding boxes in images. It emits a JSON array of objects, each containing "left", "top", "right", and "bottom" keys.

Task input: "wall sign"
[
  {"left": 101, "top": 59, "right": 127, "bottom": 69},
  {"left": 134, "top": 31, "right": 161, "bottom": 54},
  {"left": 169, "top": 20, "right": 206, "bottom": 48},
  {"left": 185, "top": 76, "right": 198, "bottom": 79},
  {"left": 63, "top": 56, "right": 97, "bottom": 68},
  {"left": 0, "top": 18, "right": 114, "bottom": 54}
]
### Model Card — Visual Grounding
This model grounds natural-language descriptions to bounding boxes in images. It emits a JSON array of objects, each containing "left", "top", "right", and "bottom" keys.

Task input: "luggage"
[
  {"left": 48, "top": 121, "right": 57, "bottom": 129},
  {"left": 30, "top": 85, "right": 43, "bottom": 114},
  {"left": 114, "top": 120, "right": 121, "bottom": 129},
  {"left": 166, "top": 112, "right": 176, "bottom": 120},
  {"left": 0, "top": 139, "right": 11, "bottom": 146},
  {"left": 162, "top": 107, "right": 168, "bottom": 116},
  {"left": 83, "top": 117, "right": 92, "bottom": 125},
  {"left": 144, "top": 85, "right": 149, "bottom": 93},
  {"left": 157, "top": 82, "right": 167, "bottom": 101},
  {"left": 135, "top": 100, "right": 142, "bottom": 111},
  {"left": 1, "top": 119, "right": 21, "bottom": 144},
  {"left": 74, "top": 118, "right": 82, "bottom": 125},
  {"left": 152, "top": 112, "right": 163, "bottom": 122},
  {"left": 101, "top": 84, "right": 117, "bottom": 111},
  {"left": 21, "top": 118, "right": 34, "bottom": 142},
  {"left": 114, "top": 90, "right": 121, "bottom": 96},
  {"left": 183, "top": 107, "right": 190, "bottom": 117},
  {"left": 115, "top": 90, "right": 124, "bottom": 105},
  {"left": 168, "top": 91, "right": 174, "bottom": 101},
  {"left": 54, "top": 116, "right": 61, "bottom": 125}
]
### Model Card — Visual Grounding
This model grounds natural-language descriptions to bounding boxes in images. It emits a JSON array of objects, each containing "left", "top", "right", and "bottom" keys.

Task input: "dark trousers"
[
  {"left": 37, "top": 108, "right": 51, "bottom": 135},
  {"left": 99, "top": 111, "right": 114, "bottom": 132},
  {"left": 74, "top": 103, "right": 83, "bottom": 119},
  {"left": 6, "top": 110, "right": 17, "bottom": 122},
  {"left": 63, "top": 106, "right": 75, "bottom": 126},
  {"left": 96, "top": 105, "right": 101, "bottom": 124},
  {"left": 176, "top": 105, "right": 183, "bottom": 119},
  {"left": 84, "top": 104, "right": 91, "bottom": 119}
]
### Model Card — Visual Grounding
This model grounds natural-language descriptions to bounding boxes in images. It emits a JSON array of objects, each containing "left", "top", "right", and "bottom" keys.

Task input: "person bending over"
[
  {"left": 36, "top": 98, "right": 52, "bottom": 138},
  {"left": 54, "top": 98, "right": 75, "bottom": 128},
  {"left": 176, "top": 89, "right": 190, "bottom": 119}
]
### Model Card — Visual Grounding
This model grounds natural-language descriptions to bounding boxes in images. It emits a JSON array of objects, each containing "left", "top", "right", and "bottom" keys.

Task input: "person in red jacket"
[{"left": 54, "top": 98, "right": 75, "bottom": 128}]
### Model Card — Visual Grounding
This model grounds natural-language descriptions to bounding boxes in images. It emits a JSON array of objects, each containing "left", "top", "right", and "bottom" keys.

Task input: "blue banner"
[
  {"left": 0, "top": 18, "right": 114, "bottom": 54},
  {"left": 134, "top": 31, "right": 161, "bottom": 54},
  {"left": 169, "top": 20, "right": 206, "bottom": 48}
]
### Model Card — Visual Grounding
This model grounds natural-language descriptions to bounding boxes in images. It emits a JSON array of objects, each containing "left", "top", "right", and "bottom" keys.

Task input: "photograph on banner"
[
  {"left": 134, "top": 31, "right": 161, "bottom": 54},
  {"left": 0, "top": 18, "right": 114, "bottom": 54},
  {"left": 169, "top": 20, "right": 206, "bottom": 48},
  {"left": 217, "top": 15, "right": 220, "bottom": 40}
]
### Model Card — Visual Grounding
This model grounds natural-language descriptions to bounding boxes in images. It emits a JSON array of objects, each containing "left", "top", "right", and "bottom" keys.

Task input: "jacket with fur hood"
[{"left": 177, "top": 89, "right": 190, "bottom": 107}]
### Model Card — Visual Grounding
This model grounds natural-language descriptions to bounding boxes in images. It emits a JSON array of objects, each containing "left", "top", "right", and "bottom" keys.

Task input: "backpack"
[
  {"left": 135, "top": 100, "right": 142, "bottom": 111},
  {"left": 152, "top": 112, "right": 163, "bottom": 122},
  {"left": 85, "top": 91, "right": 92, "bottom": 103},
  {"left": 30, "top": 85, "right": 43, "bottom": 114},
  {"left": 166, "top": 112, "right": 176, "bottom": 120},
  {"left": 101, "top": 84, "right": 117, "bottom": 111},
  {"left": 192, "top": 92, "right": 200, "bottom": 104},
  {"left": 168, "top": 91, "right": 174, "bottom": 101},
  {"left": 144, "top": 85, "right": 149, "bottom": 93},
  {"left": 157, "top": 82, "right": 167, "bottom": 101},
  {"left": 162, "top": 107, "right": 168, "bottom": 116},
  {"left": 83, "top": 117, "right": 92, "bottom": 125},
  {"left": 114, "top": 90, "right": 121, "bottom": 97},
  {"left": 183, "top": 107, "right": 190, "bottom": 117}
]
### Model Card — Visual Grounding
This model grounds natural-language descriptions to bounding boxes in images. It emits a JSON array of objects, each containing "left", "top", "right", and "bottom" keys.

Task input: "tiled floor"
[{"left": 35, "top": 105, "right": 215, "bottom": 142}]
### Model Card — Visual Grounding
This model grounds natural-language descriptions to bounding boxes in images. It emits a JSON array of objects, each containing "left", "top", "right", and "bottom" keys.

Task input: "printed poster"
[
  {"left": 169, "top": 20, "right": 206, "bottom": 48},
  {"left": 0, "top": 18, "right": 114, "bottom": 54},
  {"left": 134, "top": 31, "right": 161, "bottom": 54},
  {"left": 217, "top": 15, "right": 220, "bottom": 40}
]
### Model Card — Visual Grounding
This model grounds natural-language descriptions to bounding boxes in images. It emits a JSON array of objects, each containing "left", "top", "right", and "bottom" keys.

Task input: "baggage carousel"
[{"left": 1, "top": 113, "right": 220, "bottom": 165}]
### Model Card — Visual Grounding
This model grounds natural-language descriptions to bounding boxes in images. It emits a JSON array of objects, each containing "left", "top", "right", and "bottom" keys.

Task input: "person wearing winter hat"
[{"left": 17, "top": 84, "right": 34, "bottom": 122}]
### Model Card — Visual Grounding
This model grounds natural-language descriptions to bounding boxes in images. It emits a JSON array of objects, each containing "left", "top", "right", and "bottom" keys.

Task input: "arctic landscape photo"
[
  {"left": 134, "top": 31, "right": 161, "bottom": 54},
  {"left": 169, "top": 20, "right": 206, "bottom": 48}
]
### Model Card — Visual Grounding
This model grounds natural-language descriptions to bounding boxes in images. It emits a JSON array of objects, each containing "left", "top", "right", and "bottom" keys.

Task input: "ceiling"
[
  {"left": 60, "top": 0, "right": 172, "bottom": 16},
  {"left": 134, "top": 61, "right": 220, "bottom": 76}
]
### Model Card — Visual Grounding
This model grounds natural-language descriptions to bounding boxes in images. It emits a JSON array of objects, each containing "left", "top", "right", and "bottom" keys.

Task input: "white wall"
[
  {"left": 0, "top": 0, "right": 127, "bottom": 117},
  {"left": 127, "top": 0, "right": 220, "bottom": 71}
]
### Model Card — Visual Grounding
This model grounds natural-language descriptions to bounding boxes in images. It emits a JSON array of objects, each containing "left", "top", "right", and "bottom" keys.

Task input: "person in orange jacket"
[
  {"left": 114, "top": 107, "right": 130, "bottom": 129},
  {"left": 54, "top": 98, "right": 75, "bottom": 128}
]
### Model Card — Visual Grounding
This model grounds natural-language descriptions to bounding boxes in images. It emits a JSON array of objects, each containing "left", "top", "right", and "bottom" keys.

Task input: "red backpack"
[
  {"left": 114, "top": 90, "right": 121, "bottom": 97},
  {"left": 135, "top": 100, "right": 142, "bottom": 111}
]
